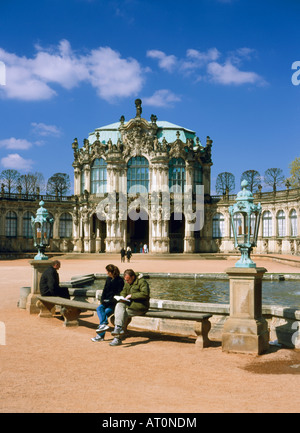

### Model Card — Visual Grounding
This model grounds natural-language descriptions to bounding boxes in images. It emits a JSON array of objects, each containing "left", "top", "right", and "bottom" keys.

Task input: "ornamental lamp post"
[
  {"left": 26, "top": 201, "right": 54, "bottom": 314},
  {"left": 222, "top": 180, "right": 269, "bottom": 355},
  {"left": 229, "top": 179, "right": 262, "bottom": 268},
  {"left": 31, "top": 200, "right": 54, "bottom": 260}
]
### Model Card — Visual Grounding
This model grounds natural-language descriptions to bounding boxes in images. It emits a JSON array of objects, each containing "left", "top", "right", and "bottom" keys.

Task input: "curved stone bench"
[{"left": 36, "top": 295, "right": 212, "bottom": 348}]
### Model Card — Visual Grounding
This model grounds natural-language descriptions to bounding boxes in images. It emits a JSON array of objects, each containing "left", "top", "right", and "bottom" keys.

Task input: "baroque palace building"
[{"left": 0, "top": 99, "right": 299, "bottom": 256}]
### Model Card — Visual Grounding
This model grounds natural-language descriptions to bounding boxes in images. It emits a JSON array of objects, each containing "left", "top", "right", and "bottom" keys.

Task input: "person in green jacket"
[{"left": 110, "top": 269, "right": 150, "bottom": 346}]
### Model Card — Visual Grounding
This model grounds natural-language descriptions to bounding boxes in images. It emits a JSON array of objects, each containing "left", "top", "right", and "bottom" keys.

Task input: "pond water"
[{"left": 92, "top": 278, "right": 300, "bottom": 308}]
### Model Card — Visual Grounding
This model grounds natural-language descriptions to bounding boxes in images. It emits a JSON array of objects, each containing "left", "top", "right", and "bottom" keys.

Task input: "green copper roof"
[{"left": 88, "top": 120, "right": 196, "bottom": 145}]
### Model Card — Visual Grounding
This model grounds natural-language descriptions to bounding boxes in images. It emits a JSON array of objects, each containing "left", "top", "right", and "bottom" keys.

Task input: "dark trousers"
[{"left": 56, "top": 287, "right": 70, "bottom": 299}]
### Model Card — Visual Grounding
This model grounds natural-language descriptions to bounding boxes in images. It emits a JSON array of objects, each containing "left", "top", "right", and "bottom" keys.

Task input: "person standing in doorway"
[
  {"left": 120, "top": 247, "right": 126, "bottom": 263},
  {"left": 126, "top": 246, "right": 132, "bottom": 262}
]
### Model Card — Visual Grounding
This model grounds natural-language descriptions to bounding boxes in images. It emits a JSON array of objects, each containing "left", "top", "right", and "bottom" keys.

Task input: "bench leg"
[
  {"left": 36, "top": 300, "right": 56, "bottom": 318},
  {"left": 194, "top": 318, "right": 211, "bottom": 348},
  {"left": 61, "top": 307, "right": 81, "bottom": 327}
]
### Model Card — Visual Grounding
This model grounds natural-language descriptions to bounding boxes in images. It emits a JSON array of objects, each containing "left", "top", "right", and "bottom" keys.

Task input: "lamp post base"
[
  {"left": 222, "top": 317, "right": 269, "bottom": 355},
  {"left": 26, "top": 260, "right": 53, "bottom": 314},
  {"left": 222, "top": 267, "right": 269, "bottom": 355}
]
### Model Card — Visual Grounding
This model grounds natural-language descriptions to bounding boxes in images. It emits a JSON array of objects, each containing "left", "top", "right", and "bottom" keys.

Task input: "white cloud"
[
  {"left": 87, "top": 47, "right": 144, "bottom": 100},
  {"left": 207, "top": 60, "right": 264, "bottom": 85},
  {"left": 0, "top": 40, "right": 144, "bottom": 101},
  {"left": 143, "top": 89, "right": 181, "bottom": 107},
  {"left": 147, "top": 46, "right": 266, "bottom": 86},
  {"left": 0, "top": 137, "right": 32, "bottom": 150},
  {"left": 31, "top": 122, "right": 61, "bottom": 137},
  {"left": 1, "top": 153, "right": 34, "bottom": 171},
  {"left": 32, "top": 40, "right": 89, "bottom": 89},
  {"left": 147, "top": 50, "right": 177, "bottom": 72},
  {"left": 186, "top": 48, "right": 220, "bottom": 63}
]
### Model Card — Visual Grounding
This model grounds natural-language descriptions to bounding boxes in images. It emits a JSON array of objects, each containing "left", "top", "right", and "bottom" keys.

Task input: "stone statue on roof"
[{"left": 135, "top": 98, "right": 142, "bottom": 118}]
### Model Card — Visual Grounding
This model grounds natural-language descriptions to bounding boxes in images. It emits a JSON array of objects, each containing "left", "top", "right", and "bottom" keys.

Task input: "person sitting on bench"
[
  {"left": 110, "top": 269, "right": 150, "bottom": 346},
  {"left": 91, "top": 264, "right": 124, "bottom": 342},
  {"left": 40, "top": 260, "right": 70, "bottom": 299}
]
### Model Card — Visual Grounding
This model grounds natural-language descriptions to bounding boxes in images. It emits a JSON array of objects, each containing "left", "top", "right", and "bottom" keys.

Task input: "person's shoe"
[
  {"left": 96, "top": 324, "right": 109, "bottom": 332},
  {"left": 91, "top": 335, "right": 104, "bottom": 342},
  {"left": 111, "top": 326, "right": 124, "bottom": 336},
  {"left": 109, "top": 337, "right": 122, "bottom": 346}
]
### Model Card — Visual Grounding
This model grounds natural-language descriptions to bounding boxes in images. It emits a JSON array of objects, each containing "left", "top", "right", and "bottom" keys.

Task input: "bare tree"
[
  {"left": 240, "top": 170, "right": 261, "bottom": 192},
  {"left": 47, "top": 172, "right": 71, "bottom": 197},
  {"left": 264, "top": 168, "right": 285, "bottom": 192},
  {"left": 0, "top": 169, "right": 20, "bottom": 194},
  {"left": 19, "top": 172, "right": 45, "bottom": 194},
  {"left": 216, "top": 172, "right": 235, "bottom": 195}
]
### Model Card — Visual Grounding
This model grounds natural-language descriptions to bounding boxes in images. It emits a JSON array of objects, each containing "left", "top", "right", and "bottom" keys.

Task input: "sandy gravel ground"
[{"left": 0, "top": 254, "right": 300, "bottom": 413}]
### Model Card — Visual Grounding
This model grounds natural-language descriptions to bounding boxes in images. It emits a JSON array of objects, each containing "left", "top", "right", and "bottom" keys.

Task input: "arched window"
[
  {"left": 127, "top": 156, "right": 149, "bottom": 193},
  {"left": 6, "top": 211, "right": 17, "bottom": 237},
  {"left": 290, "top": 209, "right": 297, "bottom": 237},
  {"left": 230, "top": 213, "right": 242, "bottom": 238},
  {"left": 91, "top": 158, "right": 107, "bottom": 194},
  {"left": 193, "top": 162, "right": 203, "bottom": 193},
  {"left": 169, "top": 158, "right": 185, "bottom": 192},
  {"left": 23, "top": 211, "right": 34, "bottom": 238},
  {"left": 59, "top": 213, "right": 72, "bottom": 238},
  {"left": 276, "top": 210, "right": 286, "bottom": 237},
  {"left": 262, "top": 211, "right": 272, "bottom": 237},
  {"left": 213, "top": 213, "right": 225, "bottom": 238}
]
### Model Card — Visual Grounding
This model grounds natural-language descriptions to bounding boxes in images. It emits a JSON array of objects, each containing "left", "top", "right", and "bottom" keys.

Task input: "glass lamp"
[
  {"left": 31, "top": 201, "right": 54, "bottom": 260},
  {"left": 229, "top": 180, "right": 261, "bottom": 268}
]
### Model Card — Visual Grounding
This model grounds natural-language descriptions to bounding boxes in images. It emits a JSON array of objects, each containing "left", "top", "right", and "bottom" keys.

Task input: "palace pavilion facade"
[{"left": 0, "top": 100, "right": 299, "bottom": 256}]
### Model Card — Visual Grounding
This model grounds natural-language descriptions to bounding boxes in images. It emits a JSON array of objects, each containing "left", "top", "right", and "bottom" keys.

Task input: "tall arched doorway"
[
  {"left": 127, "top": 208, "right": 149, "bottom": 253},
  {"left": 92, "top": 214, "right": 106, "bottom": 252},
  {"left": 169, "top": 212, "right": 185, "bottom": 253}
]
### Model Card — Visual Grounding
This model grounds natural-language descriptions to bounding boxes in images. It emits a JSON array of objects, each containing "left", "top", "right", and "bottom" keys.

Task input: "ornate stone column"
[
  {"left": 83, "top": 164, "right": 90, "bottom": 193},
  {"left": 73, "top": 166, "right": 81, "bottom": 196},
  {"left": 184, "top": 220, "right": 195, "bottom": 253}
]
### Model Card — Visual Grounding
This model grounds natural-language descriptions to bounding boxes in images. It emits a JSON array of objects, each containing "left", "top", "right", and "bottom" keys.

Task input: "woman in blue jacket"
[{"left": 91, "top": 264, "right": 124, "bottom": 342}]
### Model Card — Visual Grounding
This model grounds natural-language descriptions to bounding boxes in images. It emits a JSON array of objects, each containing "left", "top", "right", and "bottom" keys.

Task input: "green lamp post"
[
  {"left": 223, "top": 181, "right": 269, "bottom": 354},
  {"left": 229, "top": 180, "right": 262, "bottom": 268},
  {"left": 31, "top": 201, "right": 54, "bottom": 260}
]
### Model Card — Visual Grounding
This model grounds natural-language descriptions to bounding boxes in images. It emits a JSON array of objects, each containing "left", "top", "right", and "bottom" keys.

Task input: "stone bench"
[
  {"left": 36, "top": 295, "right": 98, "bottom": 327},
  {"left": 36, "top": 295, "right": 212, "bottom": 348}
]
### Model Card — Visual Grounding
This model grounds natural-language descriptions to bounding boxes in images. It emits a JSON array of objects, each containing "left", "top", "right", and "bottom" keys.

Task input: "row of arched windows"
[
  {"left": 4, "top": 211, "right": 73, "bottom": 238},
  {"left": 213, "top": 209, "right": 298, "bottom": 238},
  {"left": 5, "top": 208, "right": 297, "bottom": 240},
  {"left": 84, "top": 156, "right": 203, "bottom": 194}
]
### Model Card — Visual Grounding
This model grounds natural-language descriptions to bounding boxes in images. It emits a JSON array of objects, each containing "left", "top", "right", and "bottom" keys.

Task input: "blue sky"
[{"left": 0, "top": 0, "right": 299, "bottom": 194}]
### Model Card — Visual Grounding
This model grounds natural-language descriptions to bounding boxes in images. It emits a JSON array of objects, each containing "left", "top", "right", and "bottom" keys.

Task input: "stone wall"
[{"left": 129, "top": 299, "right": 300, "bottom": 349}]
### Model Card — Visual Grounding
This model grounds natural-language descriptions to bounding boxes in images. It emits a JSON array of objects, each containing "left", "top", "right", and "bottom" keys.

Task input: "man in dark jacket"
[
  {"left": 110, "top": 269, "right": 150, "bottom": 346},
  {"left": 39, "top": 260, "right": 70, "bottom": 299}
]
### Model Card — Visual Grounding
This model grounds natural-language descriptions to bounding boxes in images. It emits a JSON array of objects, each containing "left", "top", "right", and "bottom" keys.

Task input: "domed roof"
[{"left": 88, "top": 120, "right": 196, "bottom": 145}]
